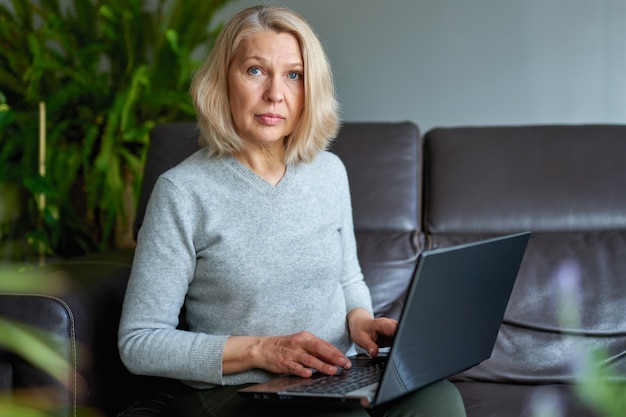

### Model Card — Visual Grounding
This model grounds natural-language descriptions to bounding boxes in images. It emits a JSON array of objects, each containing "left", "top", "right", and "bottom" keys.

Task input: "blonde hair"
[{"left": 190, "top": 5, "right": 340, "bottom": 164}]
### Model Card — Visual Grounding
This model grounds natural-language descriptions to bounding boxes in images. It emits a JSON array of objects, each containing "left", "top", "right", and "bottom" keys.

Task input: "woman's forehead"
[{"left": 234, "top": 31, "right": 302, "bottom": 64}]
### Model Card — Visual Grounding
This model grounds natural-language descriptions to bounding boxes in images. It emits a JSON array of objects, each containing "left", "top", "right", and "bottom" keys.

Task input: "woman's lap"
[
  {"left": 369, "top": 379, "right": 466, "bottom": 417},
  {"left": 169, "top": 379, "right": 466, "bottom": 417}
]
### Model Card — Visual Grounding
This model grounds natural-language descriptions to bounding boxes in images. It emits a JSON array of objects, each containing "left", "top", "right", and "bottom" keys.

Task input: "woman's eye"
[
  {"left": 248, "top": 67, "right": 262, "bottom": 75},
  {"left": 288, "top": 71, "right": 302, "bottom": 80}
]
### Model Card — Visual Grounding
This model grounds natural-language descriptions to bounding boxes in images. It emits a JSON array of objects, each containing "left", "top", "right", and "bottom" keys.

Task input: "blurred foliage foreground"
[
  {"left": 0, "top": 0, "right": 228, "bottom": 260},
  {"left": 0, "top": 265, "right": 103, "bottom": 417},
  {"left": 529, "top": 261, "right": 625, "bottom": 417}
]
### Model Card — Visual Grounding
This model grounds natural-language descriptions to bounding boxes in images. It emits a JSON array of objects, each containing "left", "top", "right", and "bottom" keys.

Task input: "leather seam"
[{"left": 0, "top": 292, "right": 78, "bottom": 417}]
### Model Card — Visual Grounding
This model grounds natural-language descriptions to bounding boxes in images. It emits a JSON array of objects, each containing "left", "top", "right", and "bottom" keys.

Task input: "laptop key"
[{"left": 286, "top": 361, "right": 384, "bottom": 394}]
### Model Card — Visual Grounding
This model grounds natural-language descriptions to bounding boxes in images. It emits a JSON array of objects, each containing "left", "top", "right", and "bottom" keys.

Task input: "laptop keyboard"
[{"left": 285, "top": 360, "right": 385, "bottom": 394}]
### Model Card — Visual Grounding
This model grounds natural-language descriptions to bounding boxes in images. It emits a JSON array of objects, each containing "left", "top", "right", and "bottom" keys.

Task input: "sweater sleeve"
[
  {"left": 336, "top": 160, "right": 374, "bottom": 317},
  {"left": 118, "top": 177, "right": 228, "bottom": 385}
]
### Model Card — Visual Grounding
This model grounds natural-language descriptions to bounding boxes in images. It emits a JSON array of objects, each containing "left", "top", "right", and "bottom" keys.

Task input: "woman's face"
[{"left": 228, "top": 30, "right": 305, "bottom": 150}]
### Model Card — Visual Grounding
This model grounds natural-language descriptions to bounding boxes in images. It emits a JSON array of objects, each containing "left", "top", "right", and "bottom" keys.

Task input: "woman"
[{"left": 118, "top": 5, "right": 466, "bottom": 417}]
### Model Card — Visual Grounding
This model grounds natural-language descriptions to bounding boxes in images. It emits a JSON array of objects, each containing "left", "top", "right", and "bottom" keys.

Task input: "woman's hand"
[
  {"left": 223, "top": 332, "right": 352, "bottom": 378},
  {"left": 347, "top": 308, "right": 398, "bottom": 358}
]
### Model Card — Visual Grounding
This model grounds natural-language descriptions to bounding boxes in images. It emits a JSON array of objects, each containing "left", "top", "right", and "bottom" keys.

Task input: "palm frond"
[{"left": 2, "top": 0, "right": 231, "bottom": 258}]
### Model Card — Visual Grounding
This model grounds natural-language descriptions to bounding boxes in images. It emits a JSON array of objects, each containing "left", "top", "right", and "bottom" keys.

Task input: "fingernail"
[{"left": 340, "top": 357, "right": 352, "bottom": 369}]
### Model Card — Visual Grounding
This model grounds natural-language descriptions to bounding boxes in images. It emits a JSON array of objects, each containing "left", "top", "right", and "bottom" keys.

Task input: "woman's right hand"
[{"left": 223, "top": 332, "right": 352, "bottom": 378}]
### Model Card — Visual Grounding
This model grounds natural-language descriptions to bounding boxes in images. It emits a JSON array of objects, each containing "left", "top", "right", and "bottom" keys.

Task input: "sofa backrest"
[
  {"left": 329, "top": 122, "right": 421, "bottom": 233},
  {"left": 424, "top": 125, "right": 626, "bottom": 234},
  {"left": 423, "top": 125, "right": 626, "bottom": 383},
  {"left": 134, "top": 122, "right": 422, "bottom": 237},
  {"left": 330, "top": 122, "right": 422, "bottom": 319},
  {"left": 134, "top": 122, "right": 201, "bottom": 239},
  {"left": 134, "top": 122, "right": 423, "bottom": 318}
]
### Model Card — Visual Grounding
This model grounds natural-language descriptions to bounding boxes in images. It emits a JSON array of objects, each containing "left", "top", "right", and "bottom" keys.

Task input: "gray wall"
[{"left": 216, "top": 0, "right": 626, "bottom": 131}]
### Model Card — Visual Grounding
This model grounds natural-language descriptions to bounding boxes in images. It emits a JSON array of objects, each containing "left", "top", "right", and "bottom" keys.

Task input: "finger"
[
  {"left": 301, "top": 354, "right": 344, "bottom": 375},
  {"left": 353, "top": 332, "right": 379, "bottom": 357},
  {"left": 304, "top": 337, "right": 352, "bottom": 369},
  {"left": 353, "top": 318, "right": 398, "bottom": 356},
  {"left": 374, "top": 318, "right": 398, "bottom": 336},
  {"left": 376, "top": 333, "right": 395, "bottom": 347},
  {"left": 287, "top": 361, "right": 315, "bottom": 378},
  {"left": 373, "top": 318, "right": 398, "bottom": 347}
]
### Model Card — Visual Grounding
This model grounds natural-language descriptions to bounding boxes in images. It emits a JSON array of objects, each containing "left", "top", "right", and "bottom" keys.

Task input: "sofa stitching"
[{"left": 0, "top": 292, "right": 78, "bottom": 417}]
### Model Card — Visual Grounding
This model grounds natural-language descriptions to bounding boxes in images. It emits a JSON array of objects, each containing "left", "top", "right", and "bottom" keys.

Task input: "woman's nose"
[{"left": 263, "top": 77, "right": 285, "bottom": 102}]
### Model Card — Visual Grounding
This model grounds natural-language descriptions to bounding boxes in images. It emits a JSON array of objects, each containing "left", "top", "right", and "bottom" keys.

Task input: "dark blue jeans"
[{"left": 169, "top": 379, "right": 466, "bottom": 417}]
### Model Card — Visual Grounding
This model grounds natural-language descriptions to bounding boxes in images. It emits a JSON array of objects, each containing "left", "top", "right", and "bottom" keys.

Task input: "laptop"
[{"left": 239, "top": 231, "right": 531, "bottom": 408}]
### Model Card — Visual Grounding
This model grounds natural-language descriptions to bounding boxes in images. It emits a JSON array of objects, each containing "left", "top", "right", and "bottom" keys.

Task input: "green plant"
[
  {"left": 0, "top": 0, "right": 228, "bottom": 259},
  {"left": 530, "top": 261, "right": 626, "bottom": 417}
]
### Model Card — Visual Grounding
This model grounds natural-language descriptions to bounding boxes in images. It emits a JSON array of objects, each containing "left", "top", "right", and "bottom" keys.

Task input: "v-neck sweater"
[{"left": 118, "top": 149, "right": 372, "bottom": 388}]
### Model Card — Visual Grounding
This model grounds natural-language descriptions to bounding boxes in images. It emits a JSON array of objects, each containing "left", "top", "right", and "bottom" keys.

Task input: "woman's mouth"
[{"left": 256, "top": 113, "right": 285, "bottom": 125}]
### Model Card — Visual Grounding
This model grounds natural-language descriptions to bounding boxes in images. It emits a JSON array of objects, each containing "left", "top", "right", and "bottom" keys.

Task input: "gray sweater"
[{"left": 118, "top": 149, "right": 373, "bottom": 388}]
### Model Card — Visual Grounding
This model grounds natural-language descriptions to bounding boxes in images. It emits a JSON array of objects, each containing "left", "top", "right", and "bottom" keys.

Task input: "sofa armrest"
[{"left": 0, "top": 250, "right": 140, "bottom": 416}]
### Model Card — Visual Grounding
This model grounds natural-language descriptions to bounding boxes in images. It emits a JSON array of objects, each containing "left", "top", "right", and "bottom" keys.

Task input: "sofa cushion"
[
  {"left": 454, "top": 381, "right": 600, "bottom": 417},
  {"left": 424, "top": 125, "right": 626, "bottom": 234},
  {"left": 440, "top": 231, "right": 626, "bottom": 384},
  {"left": 133, "top": 122, "right": 423, "bottom": 322},
  {"left": 331, "top": 122, "right": 422, "bottom": 232},
  {"left": 422, "top": 125, "right": 626, "bottom": 386},
  {"left": 0, "top": 294, "right": 76, "bottom": 416},
  {"left": 356, "top": 231, "right": 421, "bottom": 319},
  {"left": 134, "top": 123, "right": 201, "bottom": 239},
  {"left": 135, "top": 122, "right": 422, "bottom": 239},
  {"left": 0, "top": 251, "right": 138, "bottom": 416}
]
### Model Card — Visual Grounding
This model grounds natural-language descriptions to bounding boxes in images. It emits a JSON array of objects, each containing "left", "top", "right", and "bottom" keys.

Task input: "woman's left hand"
[{"left": 347, "top": 308, "right": 398, "bottom": 358}]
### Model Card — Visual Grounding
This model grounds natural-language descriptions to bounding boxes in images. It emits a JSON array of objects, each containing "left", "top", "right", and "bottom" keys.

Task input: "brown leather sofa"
[
  {"left": 1, "top": 122, "right": 624, "bottom": 416},
  {"left": 423, "top": 125, "right": 626, "bottom": 416}
]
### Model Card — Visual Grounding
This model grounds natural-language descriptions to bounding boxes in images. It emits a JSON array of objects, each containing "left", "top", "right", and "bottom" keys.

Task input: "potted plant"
[{"left": 0, "top": 0, "right": 229, "bottom": 260}]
